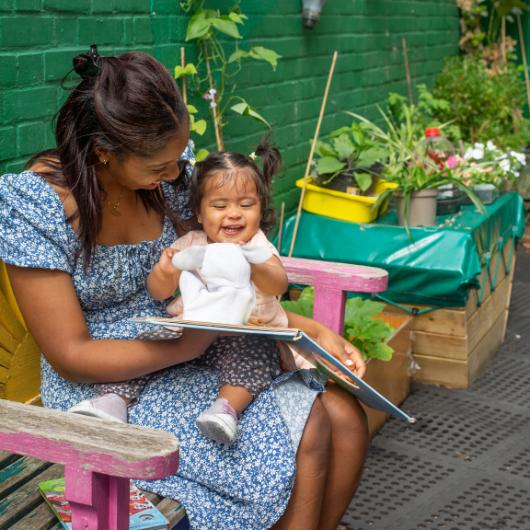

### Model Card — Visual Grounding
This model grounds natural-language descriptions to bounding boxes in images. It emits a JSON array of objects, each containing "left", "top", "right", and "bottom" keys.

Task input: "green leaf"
[
  {"left": 365, "top": 342, "right": 394, "bottom": 361},
  {"left": 228, "top": 49, "right": 249, "bottom": 63},
  {"left": 248, "top": 46, "right": 281, "bottom": 70},
  {"left": 174, "top": 63, "right": 198, "bottom": 79},
  {"left": 354, "top": 172, "right": 372, "bottom": 192},
  {"left": 316, "top": 157, "right": 345, "bottom": 176},
  {"left": 316, "top": 141, "right": 336, "bottom": 158},
  {"left": 333, "top": 133, "right": 355, "bottom": 160},
  {"left": 230, "top": 101, "right": 271, "bottom": 127},
  {"left": 356, "top": 147, "right": 385, "bottom": 168},
  {"left": 211, "top": 17, "right": 242, "bottom": 39},
  {"left": 281, "top": 287, "right": 314, "bottom": 318},
  {"left": 186, "top": 104, "right": 198, "bottom": 114},
  {"left": 228, "top": 11, "right": 247, "bottom": 24},
  {"left": 195, "top": 148, "right": 209, "bottom": 162},
  {"left": 185, "top": 10, "right": 211, "bottom": 41},
  {"left": 191, "top": 118, "right": 207, "bottom": 136}
]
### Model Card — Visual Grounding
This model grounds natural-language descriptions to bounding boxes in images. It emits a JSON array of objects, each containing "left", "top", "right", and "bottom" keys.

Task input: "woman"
[{"left": 0, "top": 47, "right": 368, "bottom": 530}]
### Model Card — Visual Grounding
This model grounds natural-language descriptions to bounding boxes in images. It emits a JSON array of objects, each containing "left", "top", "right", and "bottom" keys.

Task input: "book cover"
[
  {"left": 38, "top": 478, "right": 169, "bottom": 530},
  {"left": 132, "top": 317, "right": 416, "bottom": 424}
]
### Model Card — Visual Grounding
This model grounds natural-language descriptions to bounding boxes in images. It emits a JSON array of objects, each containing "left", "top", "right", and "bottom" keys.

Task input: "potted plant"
[
  {"left": 348, "top": 107, "right": 485, "bottom": 228},
  {"left": 313, "top": 122, "right": 387, "bottom": 195},
  {"left": 460, "top": 141, "right": 527, "bottom": 203}
]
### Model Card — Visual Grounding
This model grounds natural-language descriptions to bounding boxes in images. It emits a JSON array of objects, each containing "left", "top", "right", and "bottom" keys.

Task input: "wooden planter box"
[
  {"left": 362, "top": 313, "right": 413, "bottom": 436},
  {"left": 383, "top": 239, "right": 515, "bottom": 388}
]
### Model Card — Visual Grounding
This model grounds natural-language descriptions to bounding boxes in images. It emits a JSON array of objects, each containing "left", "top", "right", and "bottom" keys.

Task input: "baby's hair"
[{"left": 189, "top": 136, "right": 281, "bottom": 234}]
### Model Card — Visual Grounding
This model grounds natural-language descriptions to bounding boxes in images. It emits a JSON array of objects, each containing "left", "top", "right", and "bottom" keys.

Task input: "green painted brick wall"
[{"left": 1, "top": 0, "right": 465, "bottom": 212}]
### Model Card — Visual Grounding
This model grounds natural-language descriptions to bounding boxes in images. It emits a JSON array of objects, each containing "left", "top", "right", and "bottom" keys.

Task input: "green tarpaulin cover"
[{"left": 278, "top": 193, "right": 526, "bottom": 308}]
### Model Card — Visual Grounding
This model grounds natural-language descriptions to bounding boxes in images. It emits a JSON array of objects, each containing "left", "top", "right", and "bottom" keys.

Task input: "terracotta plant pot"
[{"left": 395, "top": 189, "right": 438, "bottom": 227}]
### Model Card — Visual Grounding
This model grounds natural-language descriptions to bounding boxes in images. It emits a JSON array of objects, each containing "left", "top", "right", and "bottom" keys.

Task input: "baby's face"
[{"left": 198, "top": 171, "right": 261, "bottom": 244}]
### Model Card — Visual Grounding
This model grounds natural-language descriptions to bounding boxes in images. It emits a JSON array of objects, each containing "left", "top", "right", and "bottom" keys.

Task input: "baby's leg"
[
  {"left": 196, "top": 336, "right": 281, "bottom": 445},
  {"left": 68, "top": 377, "right": 150, "bottom": 423}
]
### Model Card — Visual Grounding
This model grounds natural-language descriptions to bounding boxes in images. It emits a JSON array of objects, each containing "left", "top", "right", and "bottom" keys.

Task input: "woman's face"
[{"left": 101, "top": 132, "right": 190, "bottom": 191}]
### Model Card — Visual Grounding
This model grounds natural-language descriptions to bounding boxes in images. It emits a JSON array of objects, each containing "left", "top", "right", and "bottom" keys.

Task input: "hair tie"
[
  {"left": 249, "top": 152, "right": 256, "bottom": 161},
  {"left": 73, "top": 44, "right": 101, "bottom": 80}
]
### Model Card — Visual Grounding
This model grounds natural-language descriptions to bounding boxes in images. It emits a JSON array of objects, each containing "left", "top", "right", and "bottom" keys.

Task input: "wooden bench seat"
[{"left": 0, "top": 256, "right": 388, "bottom": 529}]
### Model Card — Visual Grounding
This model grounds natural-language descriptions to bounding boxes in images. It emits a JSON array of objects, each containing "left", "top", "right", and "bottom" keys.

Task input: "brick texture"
[{"left": 0, "top": 0, "right": 469, "bottom": 215}]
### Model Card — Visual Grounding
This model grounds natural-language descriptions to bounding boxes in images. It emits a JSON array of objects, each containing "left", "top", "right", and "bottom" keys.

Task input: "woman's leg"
[
  {"left": 317, "top": 383, "right": 370, "bottom": 530},
  {"left": 271, "top": 396, "right": 332, "bottom": 530}
]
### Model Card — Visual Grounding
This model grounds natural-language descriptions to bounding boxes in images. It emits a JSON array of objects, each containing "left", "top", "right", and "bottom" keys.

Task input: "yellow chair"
[{"left": 0, "top": 259, "right": 41, "bottom": 404}]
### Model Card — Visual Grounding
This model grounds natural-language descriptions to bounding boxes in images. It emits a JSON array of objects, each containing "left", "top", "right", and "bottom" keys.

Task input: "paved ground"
[{"left": 341, "top": 246, "right": 530, "bottom": 530}]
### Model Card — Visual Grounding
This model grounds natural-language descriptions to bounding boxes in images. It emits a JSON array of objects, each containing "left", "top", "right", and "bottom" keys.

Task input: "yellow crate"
[{"left": 295, "top": 177, "right": 396, "bottom": 223}]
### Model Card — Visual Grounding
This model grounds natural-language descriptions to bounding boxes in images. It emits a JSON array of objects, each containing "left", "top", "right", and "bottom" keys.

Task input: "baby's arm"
[
  {"left": 251, "top": 255, "right": 288, "bottom": 296},
  {"left": 147, "top": 247, "right": 182, "bottom": 301}
]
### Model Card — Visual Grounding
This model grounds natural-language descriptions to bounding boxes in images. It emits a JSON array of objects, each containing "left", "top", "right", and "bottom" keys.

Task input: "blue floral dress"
[{"left": 0, "top": 154, "right": 321, "bottom": 530}]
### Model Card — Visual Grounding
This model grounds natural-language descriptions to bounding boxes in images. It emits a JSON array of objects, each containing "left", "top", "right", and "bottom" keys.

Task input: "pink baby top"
[{"left": 165, "top": 229, "right": 314, "bottom": 370}]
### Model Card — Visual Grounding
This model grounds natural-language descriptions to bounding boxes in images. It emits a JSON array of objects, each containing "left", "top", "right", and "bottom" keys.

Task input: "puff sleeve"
[{"left": 0, "top": 172, "right": 74, "bottom": 273}]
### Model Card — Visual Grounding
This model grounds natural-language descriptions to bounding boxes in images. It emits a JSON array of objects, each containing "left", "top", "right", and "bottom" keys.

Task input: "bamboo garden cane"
[
  {"left": 277, "top": 202, "right": 285, "bottom": 253},
  {"left": 402, "top": 37, "right": 414, "bottom": 106},
  {"left": 516, "top": 15, "right": 530, "bottom": 113},
  {"left": 180, "top": 47, "right": 187, "bottom": 105},
  {"left": 288, "top": 50, "right": 338, "bottom": 257}
]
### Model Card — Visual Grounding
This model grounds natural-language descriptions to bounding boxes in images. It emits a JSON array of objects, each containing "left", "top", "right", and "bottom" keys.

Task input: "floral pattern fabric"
[{"left": 0, "top": 153, "right": 320, "bottom": 530}]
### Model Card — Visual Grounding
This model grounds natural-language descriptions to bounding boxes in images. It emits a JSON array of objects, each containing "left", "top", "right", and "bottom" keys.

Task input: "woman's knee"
[
  {"left": 321, "top": 384, "right": 369, "bottom": 446},
  {"left": 298, "top": 396, "right": 332, "bottom": 458}
]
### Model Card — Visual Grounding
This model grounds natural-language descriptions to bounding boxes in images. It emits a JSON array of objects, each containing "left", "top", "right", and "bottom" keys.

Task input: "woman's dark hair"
[
  {"left": 189, "top": 136, "right": 282, "bottom": 234},
  {"left": 26, "top": 47, "right": 189, "bottom": 268}
]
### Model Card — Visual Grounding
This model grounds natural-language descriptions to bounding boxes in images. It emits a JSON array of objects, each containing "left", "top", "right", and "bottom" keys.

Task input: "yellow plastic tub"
[{"left": 295, "top": 177, "right": 397, "bottom": 223}]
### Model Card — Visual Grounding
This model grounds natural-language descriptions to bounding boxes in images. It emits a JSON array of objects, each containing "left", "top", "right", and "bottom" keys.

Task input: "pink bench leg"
[
  {"left": 65, "top": 465, "right": 129, "bottom": 530},
  {"left": 313, "top": 285, "right": 346, "bottom": 335}
]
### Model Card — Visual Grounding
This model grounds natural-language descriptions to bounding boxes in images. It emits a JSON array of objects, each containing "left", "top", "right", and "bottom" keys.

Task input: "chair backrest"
[{"left": 0, "top": 260, "right": 41, "bottom": 404}]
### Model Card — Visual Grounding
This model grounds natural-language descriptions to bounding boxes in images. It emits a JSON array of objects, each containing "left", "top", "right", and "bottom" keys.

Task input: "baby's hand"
[{"left": 157, "top": 247, "right": 179, "bottom": 276}]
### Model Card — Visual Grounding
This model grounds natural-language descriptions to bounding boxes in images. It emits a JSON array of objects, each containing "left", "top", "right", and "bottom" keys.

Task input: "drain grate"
[
  {"left": 340, "top": 446, "right": 455, "bottom": 530},
  {"left": 412, "top": 478, "right": 530, "bottom": 530},
  {"left": 377, "top": 386, "right": 530, "bottom": 462}
]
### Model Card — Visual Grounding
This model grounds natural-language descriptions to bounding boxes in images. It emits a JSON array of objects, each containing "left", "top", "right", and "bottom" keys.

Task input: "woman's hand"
[
  {"left": 313, "top": 323, "right": 366, "bottom": 379},
  {"left": 285, "top": 310, "right": 366, "bottom": 378}
]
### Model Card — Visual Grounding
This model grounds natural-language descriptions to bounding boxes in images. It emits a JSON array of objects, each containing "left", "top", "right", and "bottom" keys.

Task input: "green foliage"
[
  {"left": 178, "top": 1, "right": 281, "bottom": 151},
  {"left": 281, "top": 288, "right": 395, "bottom": 361},
  {"left": 313, "top": 122, "right": 387, "bottom": 193},
  {"left": 433, "top": 55, "right": 530, "bottom": 149}
]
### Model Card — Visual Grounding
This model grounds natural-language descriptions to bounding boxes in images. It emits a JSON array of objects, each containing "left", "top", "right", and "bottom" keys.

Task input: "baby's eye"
[
  {"left": 241, "top": 202, "right": 255, "bottom": 208},
  {"left": 212, "top": 203, "right": 226, "bottom": 209}
]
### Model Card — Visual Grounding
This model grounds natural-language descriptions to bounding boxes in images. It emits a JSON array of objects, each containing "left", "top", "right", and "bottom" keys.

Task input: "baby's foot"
[
  {"left": 68, "top": 393, "right": 127, "bottom": 423},
  {"left": 196, "top": 397, "right": 238, "bottom": 445}
]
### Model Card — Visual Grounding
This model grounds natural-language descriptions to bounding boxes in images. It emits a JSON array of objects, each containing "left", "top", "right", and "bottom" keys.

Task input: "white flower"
[
  {"left": 465, "top": 145, "right": 484, "bottom": 161},
  {"left": 486, "top": 140, "right": 496, "bottom": 151},
  {"left": 499, "top": 158, "right": 511, "bottom": 173},
  {"left": 510, "top": 151, "right": 526, "bottom": 165}
]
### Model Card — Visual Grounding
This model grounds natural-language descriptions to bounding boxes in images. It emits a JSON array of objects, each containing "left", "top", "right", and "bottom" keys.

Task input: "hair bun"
[{"left": 73, "top": 44, "right": 101, "bottom": 80}]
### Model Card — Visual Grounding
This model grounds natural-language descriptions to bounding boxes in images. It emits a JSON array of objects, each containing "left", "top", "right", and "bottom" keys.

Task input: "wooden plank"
[
  {"left": 0, "top": 399, "right": 180, "bottom": 480},
  {"left": 412, "top": 270, "right": 512, "bottom": 361},
  {"left": 412, "top": 309, "right": 507, "bottom": 388},
  {"left": 8, "top": 494, "right": 60, "bottom": 530},
  {"left": 466, "top": 273, "right": 512, "bottom": 351},
  {"left": 0, "top": 462, "right": 62, "bottom": 528},
  {"left": 282, "top": 256, "right": 388, "bottom": 293},
  {"left": 0, "top": 455, "right": 52, "bottom": 499},
  {"left": 156, "top": 497, "right": 187, "bottom": 527}
]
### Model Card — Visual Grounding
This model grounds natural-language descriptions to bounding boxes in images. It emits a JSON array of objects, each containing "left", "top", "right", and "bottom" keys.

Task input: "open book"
[{"left": 133, "top": 317, "right": 416, "bottom": 424}]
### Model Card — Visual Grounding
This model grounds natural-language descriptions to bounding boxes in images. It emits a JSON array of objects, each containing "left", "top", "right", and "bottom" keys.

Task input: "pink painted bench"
[{"left": 0, "top": 256, "right": 388, "bottom": 529}]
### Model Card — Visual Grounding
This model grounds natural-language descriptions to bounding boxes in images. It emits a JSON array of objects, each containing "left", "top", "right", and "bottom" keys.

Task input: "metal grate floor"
[{"left": 342, "top": 246, "right": 530, "bottom": 530}]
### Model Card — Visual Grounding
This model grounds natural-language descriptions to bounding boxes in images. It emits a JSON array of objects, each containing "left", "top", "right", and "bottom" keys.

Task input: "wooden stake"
[
  {"left": 501, "top": 16, "right": 507, "bottom": 64},
  {"left": 202, "top": 42, "right": 224, "bottom": 151},
  {"left": 288, "top": 51, "right": 338, "bottom": 257},
  {"left": 277, "top": 202, "right": 285, "bottom": 254},
  {"left": 517, "top": 15, "right": 530, "bottom": 113},
  {"left": 402, "top": 37, "right": 414, "bottom": 106},
  {"left": 180, "top": 47, "right": 187, "bottom": 105}
]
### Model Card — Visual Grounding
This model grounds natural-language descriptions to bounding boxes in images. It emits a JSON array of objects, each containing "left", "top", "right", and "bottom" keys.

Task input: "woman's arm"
[
  {"left": 251, "top": 255, "right": 288, "bottom": 296},
  {"left": 146, "top": 247, "right": 182, "bottom": 300},
  {"left": 7, "top": 265, "right": 215, "bottom": 384},
  {"left": 285, "top": 310, "right": 366, "bottom": 378}
]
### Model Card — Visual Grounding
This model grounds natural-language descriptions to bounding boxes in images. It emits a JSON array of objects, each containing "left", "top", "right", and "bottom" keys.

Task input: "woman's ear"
[{"left": 94, "top": 146, "right": 111, "bottom": 165}]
